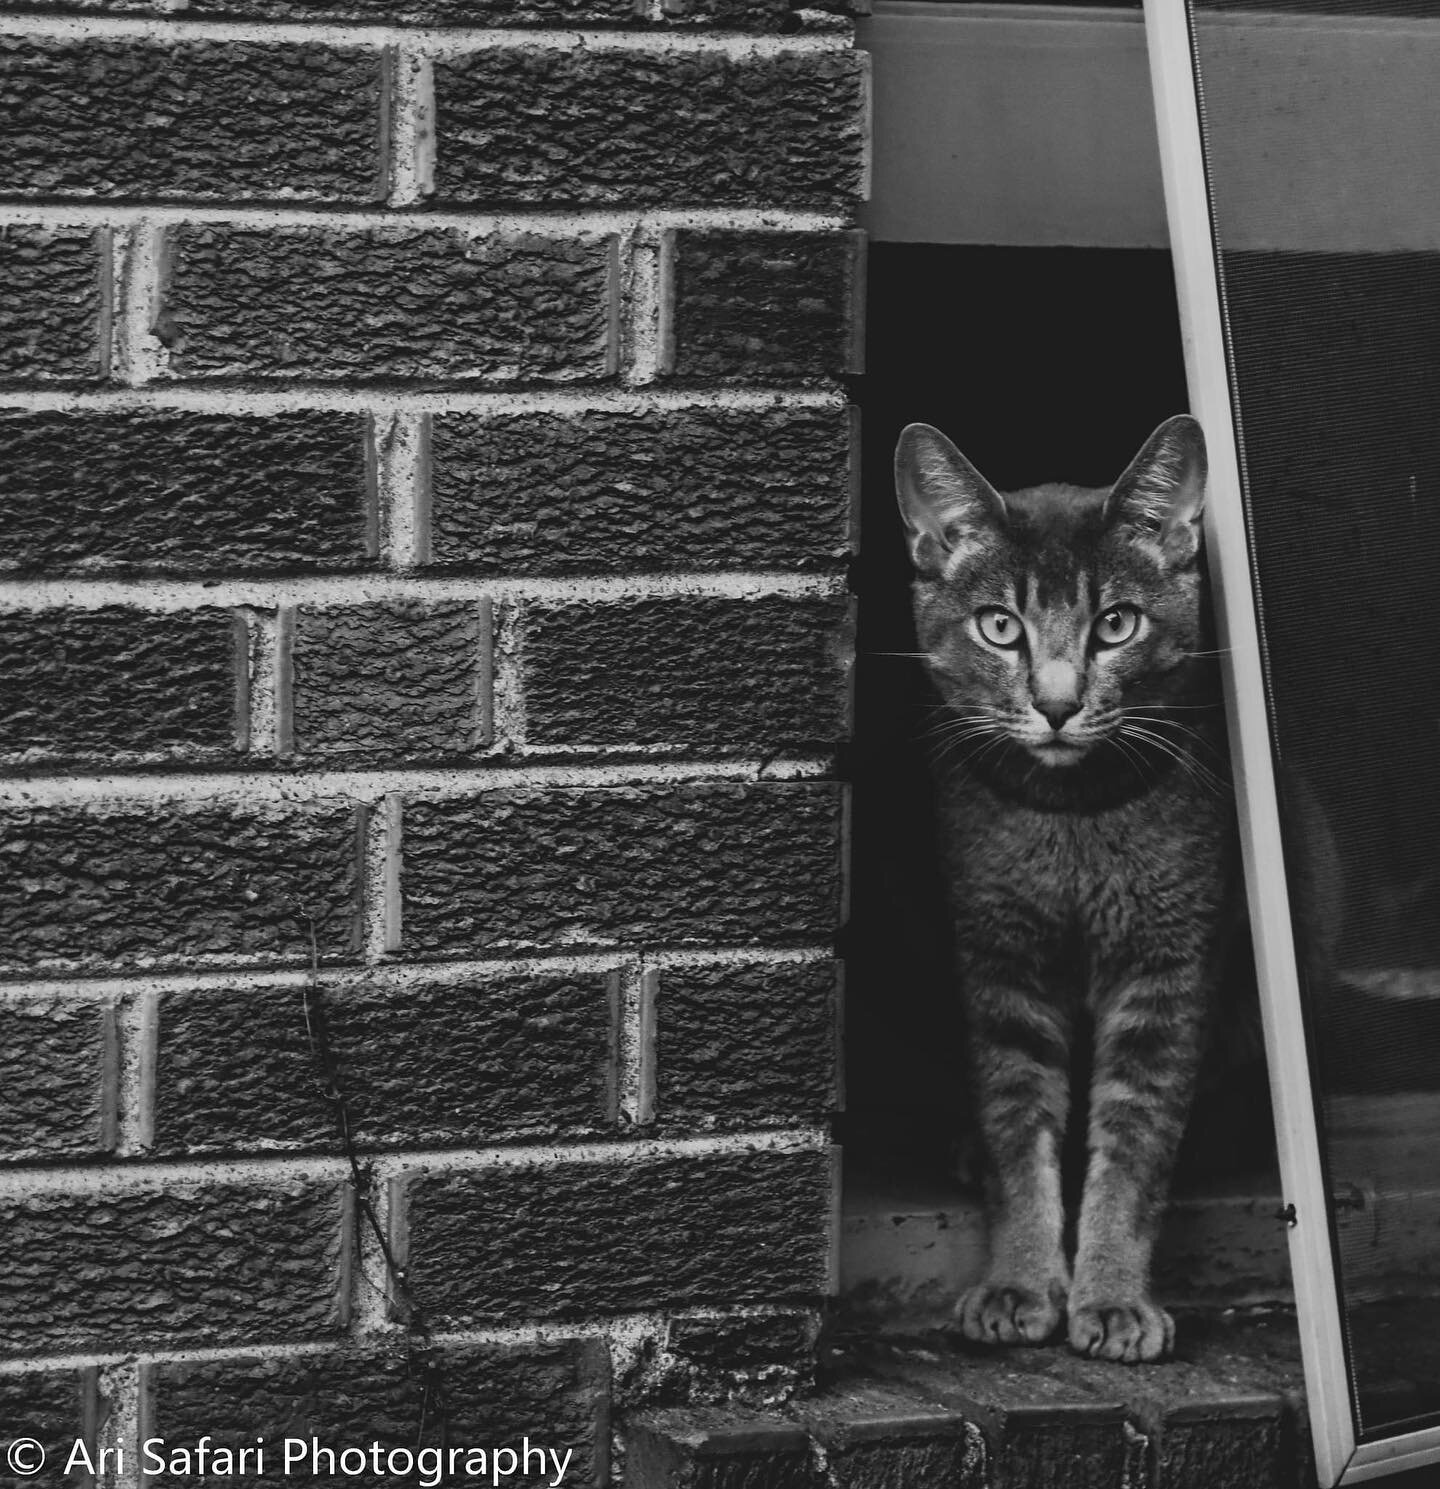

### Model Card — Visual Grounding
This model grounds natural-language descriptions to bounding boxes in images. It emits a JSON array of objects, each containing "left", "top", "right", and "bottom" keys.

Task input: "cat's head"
[{"left": 894, "top": 415, "right": 1210, "bottom": 774}]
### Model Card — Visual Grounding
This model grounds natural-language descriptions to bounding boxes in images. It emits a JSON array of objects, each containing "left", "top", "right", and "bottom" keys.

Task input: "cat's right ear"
[{"left": 894, "top": 423, "right": 1007, "bottom": 577}]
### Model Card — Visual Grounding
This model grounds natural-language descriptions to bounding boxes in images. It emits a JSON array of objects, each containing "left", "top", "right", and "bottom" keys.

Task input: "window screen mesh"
[{"left": 1192, "top": 0, "right": 1440, "bottom": 1438}]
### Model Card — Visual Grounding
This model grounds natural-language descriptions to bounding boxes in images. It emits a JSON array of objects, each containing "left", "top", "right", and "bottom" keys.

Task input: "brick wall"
[{"left": 0, "top": 0, "right": 864, "bottom": 1478}]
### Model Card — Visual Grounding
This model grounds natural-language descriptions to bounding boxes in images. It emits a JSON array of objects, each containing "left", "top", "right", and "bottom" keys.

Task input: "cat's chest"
[{"left": 939, "top": 774, "right": 1224, "bottom": 927}]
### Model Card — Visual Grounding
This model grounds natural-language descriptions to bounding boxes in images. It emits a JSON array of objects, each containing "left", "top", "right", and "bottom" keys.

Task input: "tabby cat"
[{"left": 895, "top": 414, "right": 1237, "bottom": 1363}]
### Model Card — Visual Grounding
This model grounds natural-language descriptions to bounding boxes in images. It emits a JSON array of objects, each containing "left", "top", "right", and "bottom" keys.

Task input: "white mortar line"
[
  {"left": 387, "top": 47, "right": 435, "bottom": 208},
  {"left": 239, "top": 607, "right": 286, "bottom": 759},
  {"left": 621, "top": 225, "right": 668, "bottom": 388},
  {"left": 351, "top": 1178, "right": 401, "bottom": 1335},
  {"left": 101, "top": 1362, "right": 142, "bottom": 1489},
  {"left": 375, "top": 411, "right": 427, "bottom": 568},
  {"left": 117, "top": 989, "right": 156, "bottom": 1156},
  {"left": 113, "top": 222, "right": 168, "bottom": 386},
  {"left": 0, "top": 1129, "right": 826, "bottom": 1199},
  {"left": 0, "top": 755, "right": 833, "bottom": 807},
  {"left": 0, "top": 570, "right": 845, "bottom": 612},
  {"left": 0, "top": 1306, "right": 801, "bottom": 1375},
  {"left": 377, "top": 1126, "right": 828, "bottom": 1177},
  {"left": 361, "top": 794, "right": 404, "bottom": 961},
  {"left": 0, "top": 13, "right": 853, "bottom": 52},
  {"left": 614, "top": 963, "right": 653, "bottom": 1128},
  {"left": 0, "top": 385, "right": 841, "bottom": 416},
  {"left": 0, "top": 947, "right": 835, "bottom": 1002},
  {"left": 514, "top": 739, "right": 843, "bottom": 762},
  {"left": 0, "top": 202, "right": 849, "bottom": 234},
  {"left": 488, "top": 596, "right": 525, "bottom": 752}
]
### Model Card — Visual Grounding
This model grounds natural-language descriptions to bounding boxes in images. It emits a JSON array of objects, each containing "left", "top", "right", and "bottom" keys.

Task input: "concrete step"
[{"left": 625, "top": 1311, "right": 1311, "bottom": 1489}]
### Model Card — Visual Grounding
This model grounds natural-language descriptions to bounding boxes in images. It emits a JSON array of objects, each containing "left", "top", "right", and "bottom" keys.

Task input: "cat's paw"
[
  {"left": 957, "top": 1279, "right": 1065, "bottom": 1346},
  {"left": 1066, "top": 1297, "right": 1174, "bottom": 1363}
]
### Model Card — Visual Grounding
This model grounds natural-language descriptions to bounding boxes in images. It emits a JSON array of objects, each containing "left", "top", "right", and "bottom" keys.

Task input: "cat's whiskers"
[
  {"left": 1106, "top": 731, "right": 1159, "bottom": 789},
  {"left": 1119, "top": 721, "right": 1228, "bottom": 796},
  {"left": 1124, "top": 712, "right": 1230, "bottom": 768}
]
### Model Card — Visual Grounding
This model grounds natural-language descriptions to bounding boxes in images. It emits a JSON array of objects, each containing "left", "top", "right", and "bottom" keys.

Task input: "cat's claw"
[
  {"left": 1067, "top": 1298, "right": 1174, "bottom": 1363},
  {"left": 957, "top": 1280, "right": 1065, "bottom": 1346}
]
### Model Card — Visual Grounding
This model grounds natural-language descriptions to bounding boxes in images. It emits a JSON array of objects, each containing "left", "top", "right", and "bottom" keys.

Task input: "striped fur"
[{"left": 896, "top": 416, "right": 1238, "bottom": 1363}]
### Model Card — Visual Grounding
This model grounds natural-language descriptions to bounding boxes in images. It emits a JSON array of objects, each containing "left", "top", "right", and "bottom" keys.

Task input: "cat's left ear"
[{"left": 1106, "top": 415, "right": 1208, "bottom": 566}]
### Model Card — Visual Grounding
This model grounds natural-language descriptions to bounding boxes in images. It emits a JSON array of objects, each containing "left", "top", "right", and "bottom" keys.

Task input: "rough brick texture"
[
  {"left": 404, "top": 1146, "right": 833, "bottom": 1324},
  {"left": 0, "top": 1180, "right": 349, "bottom": 1358},
  {"left": 0, "top": 223, "right": 104, "bottom": 383},
  {"left": 145, "top": 1340, "right": 609, "bottom": 1485},
  {"left": 159, "top": 225, "right": 618, "bottom": 383},
  {"left": 654, "top": 960, "right": 841, "bottom": 1127},
  {"left": 670, "top": 231, "right": 864, "bottom": 382},
  {"left": 520, "top": 593, "right": 852, "bottom": 751},
  {"left": 399, "top": 781, "right": 845, "bottom": 956},
  {"left": 0, "top": 607, "right": 240, "bottom": 763},
  {"left": 427, "top": 404, "right": 854, "bottom": 573},
  {"left": 0, "top": 39, "right": 382, "bottom": 203},
  {"left": 0, "top": 409, "right": 373, "bottom": 575},
  {"left": 0, "top": 0, "right": 861, "bottom": 1433},
  {"left": 432, "top": 50, "right": 866, "bottom": 209},
  {"left": 0, "top": 801, "right": 363, "bottom": 971},
  {"left": 289, "top": 600, "right": 489, "bottom": 759},
  {"left": 0, "top": 997, "right": 112, "bottom": 1161},
  {"left": 0, "top": 1369, "right": 92, "bottom": 1489},
  {"left": 151, "top": 971, "right": 618, "bottom": 1153}
]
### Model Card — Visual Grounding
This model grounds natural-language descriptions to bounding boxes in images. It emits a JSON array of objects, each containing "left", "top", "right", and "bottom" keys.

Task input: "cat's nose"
[{"left": 1036, "top": 698, "right": 1082, "bottom": 730}]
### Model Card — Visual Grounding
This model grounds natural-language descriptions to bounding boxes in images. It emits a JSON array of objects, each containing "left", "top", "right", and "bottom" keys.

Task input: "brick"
[
  {"left": 0, "top": 801, "right": 363, "bottom": 972},
  {"left": 428, "top": 404, "right": 853, "bottom": 574},
  {"left": 670, "top": 231, "right": 863, "bottom": 383},
  {"left": 0, "top": 224, "right": 104, "bottom": 383},
  {"left": 145, "top": 1340, "right": 608, "bottom": 1486},
  {"left": 152, "top": 971, "right": 618, "bottom": 1153},
  {"left": 399, "top": 781, "right": 845, "bottom": 956},
  {"left": 0, "top": 1180, "right": 348, "bottom": 1358},
  {"left": 289, "top": 601, "right": 488, "bottom": 760},
  {"left": 653, "top": 960, "right": 840, "bottom": 1127},
  {"left": 627, "top": 1410, "right": 820, "bottom": 1489},
  {"left": 0, "top": 39, "right": 381, "bottom": 203},
  {"left": 866, "top": 1353, "right": 1128, "bottom": 1489},
  {"left": 796, "top": 1385, "right": 983, "bottom": 1489},
  {"left": 0, "top": 607, "right": 240, "bottom": 764},
  {"left": 1152, "top": 1403, "right": 1286, "bottom": 1489},
  {"left": 520, "top": 594, "right": 852, "bottom": 751},
  {"left": 0, "top": 410, "right": 372, "bottom": 575},
  {"left": 0, "top": 998, "right": 112, "bottom": 1161},
  {"left": 0, "top": 1369, "right": 93, "bottom": 1489},
  {"left": 432, "top": 51, "right": 865, "bottom": 209},
  {"left": 404, "top": 1146, "right": 833, "bottom": 1324},
  {"left": 160, "top": 226, "right": 617, "bottom": 383}
]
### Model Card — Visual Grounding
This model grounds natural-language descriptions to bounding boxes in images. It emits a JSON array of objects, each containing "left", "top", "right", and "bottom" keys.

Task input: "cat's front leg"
[
  {"left": 958, "top": 968, "right": 1072, "bottom": 1347},
  {"left": 1069, "top": 966, "right": 1207, "bottom": 1363}
]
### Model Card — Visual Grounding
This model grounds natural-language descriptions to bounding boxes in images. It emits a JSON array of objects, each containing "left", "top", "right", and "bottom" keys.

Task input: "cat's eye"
[
  {"left": 1092, "top": 605, "right": 1142, "bottom": 648},
  {"left": 974, "top": 607, "right": 1023, "bottom": 648}
]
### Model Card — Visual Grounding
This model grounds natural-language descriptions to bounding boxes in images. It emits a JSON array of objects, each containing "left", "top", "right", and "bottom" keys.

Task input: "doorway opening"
[{"left": 839, "top": 243, "right": 1280, "bottom": 1316}]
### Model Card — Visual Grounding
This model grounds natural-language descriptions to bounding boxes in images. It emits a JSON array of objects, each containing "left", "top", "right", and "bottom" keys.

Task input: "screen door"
[{"left": 1146, "top": 2, "right": 1440, "bottom": 1482}]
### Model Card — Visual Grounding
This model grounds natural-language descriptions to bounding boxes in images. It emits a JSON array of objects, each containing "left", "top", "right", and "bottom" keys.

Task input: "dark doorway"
[{"left": 840, "top": 244, "right": 1264, "bottom": 1188}]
